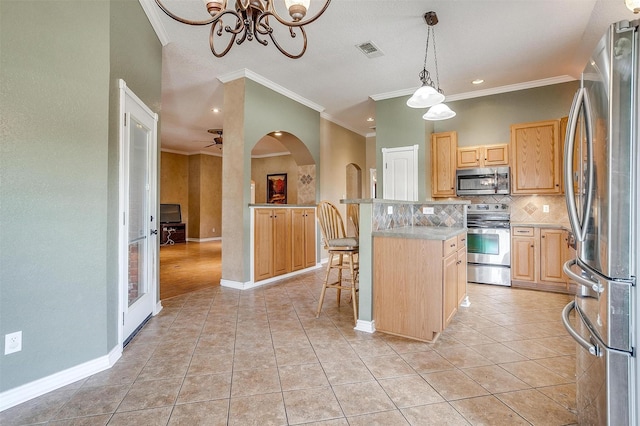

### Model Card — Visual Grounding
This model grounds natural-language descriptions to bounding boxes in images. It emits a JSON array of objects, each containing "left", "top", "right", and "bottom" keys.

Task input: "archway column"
[{"left": 220, "top": 78, "right": 249, "bottom": 286}]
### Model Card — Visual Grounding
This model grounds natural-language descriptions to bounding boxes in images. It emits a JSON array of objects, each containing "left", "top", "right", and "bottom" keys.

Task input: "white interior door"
[
  {"left": 382, "top": 145, "right": 418, "bottom": 201},
  {"left": 119, "top": 80, "right": 159, "bottom": 345}
]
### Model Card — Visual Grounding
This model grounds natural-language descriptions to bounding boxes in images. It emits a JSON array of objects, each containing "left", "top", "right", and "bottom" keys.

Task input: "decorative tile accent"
[
  {"left": 524, "top": 203, "right": 537, "bottom": 215},
  {"left": 297, "top": 165, "right": 316, "bottom": 205}
]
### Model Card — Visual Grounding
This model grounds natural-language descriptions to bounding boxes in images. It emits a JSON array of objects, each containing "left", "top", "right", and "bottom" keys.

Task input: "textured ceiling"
[{"left": 140, "top": 0, "right": 637, "bottom": 155}]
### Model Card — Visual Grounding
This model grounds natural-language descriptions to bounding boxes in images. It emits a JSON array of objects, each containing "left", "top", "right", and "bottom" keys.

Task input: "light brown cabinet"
[
  {"left": 254, "top": 208, "right": 291, "bottom": 281},
  {"left": 511, "top": 226, "right": 573, "bottom": 293},
  {"left": 290, "top": 208, "right": 316, "bottom": 271},
  {"left": 373, "top": 232, "right": 467, "bottom": 342},
  {"left": 431, "top": 131, "right": 457, "bottom": 198},
  {"left": 510, "top": 120, "right": 562, "bottom": 194},
  {"left": 457, "top": 144, "right": 509, "bottom": 169},
  {"left": 456, "top": 233, "right": 468, "bottom": 306}
]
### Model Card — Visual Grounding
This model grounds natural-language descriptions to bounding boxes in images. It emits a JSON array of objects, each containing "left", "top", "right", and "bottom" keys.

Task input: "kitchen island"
[
  {"left": 341, "top": 199, "right": 469, "bottom": 341},
  {"left": 373, "top": 226, "right": 467, "bottom": 342}
]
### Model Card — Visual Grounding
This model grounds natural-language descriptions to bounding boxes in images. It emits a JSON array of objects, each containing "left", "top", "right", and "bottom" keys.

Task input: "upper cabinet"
[
  {"left": 457, "top": 144, "right": 509, "bottom": 169},
  {"left": 510, "top": 119, "right": 562, "bottom": 195},
  {"left": 431, "top": 131, "right": 457, "bottom": 198}
]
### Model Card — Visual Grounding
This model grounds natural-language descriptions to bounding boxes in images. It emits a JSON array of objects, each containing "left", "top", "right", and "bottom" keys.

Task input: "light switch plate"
[{"left": 543, "top": 205, "right": 550, "bottom": 213}]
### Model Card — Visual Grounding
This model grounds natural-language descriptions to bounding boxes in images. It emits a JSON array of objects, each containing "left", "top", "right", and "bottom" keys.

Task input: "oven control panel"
[{"left": 467, "top": 203, "right": 510, "bottom": 213}]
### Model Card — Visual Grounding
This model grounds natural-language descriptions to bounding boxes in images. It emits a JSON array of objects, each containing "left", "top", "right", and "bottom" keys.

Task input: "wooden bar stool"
[{"left": 316, "top": 201, "right": 359, "bottom": 324}]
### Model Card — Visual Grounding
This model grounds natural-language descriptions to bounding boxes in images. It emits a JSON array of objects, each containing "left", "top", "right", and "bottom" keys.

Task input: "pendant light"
[
  {"left": 406, "top": 11, "right": 455, "bottom": 121},
  {"left": 626, "top": 0, "right": 640, "bottom": 13}
]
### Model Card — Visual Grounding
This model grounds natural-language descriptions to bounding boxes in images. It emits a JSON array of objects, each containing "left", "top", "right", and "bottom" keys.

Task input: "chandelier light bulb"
[
  {"left": 202, "top": 0, "right": 226, "bottom": 15},
  {"left": 423, "top": 103, "right": 456, "bottom": 121},
  {"left": 626, "top": 0, "right": 640, "bottom": 13}
]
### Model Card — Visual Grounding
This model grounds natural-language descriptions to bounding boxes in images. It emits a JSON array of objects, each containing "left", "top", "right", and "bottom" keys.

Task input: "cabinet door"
[
  {"left": 511, "top": 120, "right": 561, "bottom": 194},
  {"left": 272, "top": 208, "right": 290, "bottom": 276},
  {"left": 443, "top": 251, "right": 458, "bottom": 327},
  {"left": 511, "top": 236, "right": 536, "bottom": 282},
  {"left": 303, "top": 209, "right": 316, "bottom": 268},
  {"left": 540, "top": 228, "right": 565, "bottom": 283},
  {"left": 254, "top": 209, "right": 274, "bottom": 281},
  {"left": 457, "top": 147, "right": 480, "bottom": 168},
  {"left": 431, "top": 131, "right": 457, "bottom": 198},
  {"left": 456, "top": 247, "right": 467, "bottom": 306},
  {"left": 484, "top": 144, "right": 509, "bottom": 166}
]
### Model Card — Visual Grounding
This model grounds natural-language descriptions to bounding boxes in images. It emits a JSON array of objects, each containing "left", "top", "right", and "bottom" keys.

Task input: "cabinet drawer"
[
  {"left": 457, "top": 233, "right": 467, "bottom": 248},
  {"left": 512, "top": 227, "right": 534, "bottom": 237},
  {"left": 443, "top": 237, "right": 458, "bottom": 256}
]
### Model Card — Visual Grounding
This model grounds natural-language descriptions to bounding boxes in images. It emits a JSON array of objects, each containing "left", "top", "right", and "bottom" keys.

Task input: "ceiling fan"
[{"left": 204, "top": 128, "right": 223, "bottom": 148}]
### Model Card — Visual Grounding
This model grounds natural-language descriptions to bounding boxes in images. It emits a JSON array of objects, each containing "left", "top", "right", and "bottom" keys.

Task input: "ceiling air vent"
[{"left": 356, "top": 41, "right": 384, "bottom": 58}]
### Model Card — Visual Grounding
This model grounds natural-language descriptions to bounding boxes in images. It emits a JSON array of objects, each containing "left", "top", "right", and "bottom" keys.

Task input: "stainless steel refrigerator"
[{"left": 561, "top": 19, "right": 639, "bottom": 425}]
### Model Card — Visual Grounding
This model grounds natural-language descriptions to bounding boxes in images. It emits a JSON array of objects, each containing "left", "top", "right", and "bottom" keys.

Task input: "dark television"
[{"left": 160, "top": 204, "right": 182, "bottom": 223}]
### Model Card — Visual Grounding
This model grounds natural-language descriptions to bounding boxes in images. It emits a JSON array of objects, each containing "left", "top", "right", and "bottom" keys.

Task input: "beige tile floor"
[{"left": 1, "top": 270, "right": 577, "bottom": 425}]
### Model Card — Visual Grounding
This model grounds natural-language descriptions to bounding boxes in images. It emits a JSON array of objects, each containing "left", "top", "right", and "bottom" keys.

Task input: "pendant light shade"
[
  {"left": 423, "top": 103, "right": 456, "bottom": 121},
  {"left": 407, "top": 11, "right": 455, "bottom": 120},
  {"left": 406, "top": 85, "right": 445, "bottom": 108}
]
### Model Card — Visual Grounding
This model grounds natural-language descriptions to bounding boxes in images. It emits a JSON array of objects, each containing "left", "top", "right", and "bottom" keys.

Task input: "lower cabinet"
[
  {"left": 291, "top": 208, "right": 316, "bottom": 271},
  {"left": 373, "top": 232, "right": 467, "bottom": 342},
  {"left": 511, "top": 226, "right": 574, "bottom": 293},
  {"left": 254, "top": 207, "right": 316, "bottom": 282}
]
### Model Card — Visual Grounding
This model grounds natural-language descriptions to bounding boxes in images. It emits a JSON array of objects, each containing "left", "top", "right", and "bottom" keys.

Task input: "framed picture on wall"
[{"left": 267, "top": 173, "right": 287, "bottom": 204}]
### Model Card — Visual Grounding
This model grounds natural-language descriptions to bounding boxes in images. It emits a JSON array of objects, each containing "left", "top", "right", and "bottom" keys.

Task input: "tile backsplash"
[
  {"left": 372, "top": 202, "right": 466, "bottom": 231},
  {"left": 463, "top": 195, "right": 569, "bottom": 225}
]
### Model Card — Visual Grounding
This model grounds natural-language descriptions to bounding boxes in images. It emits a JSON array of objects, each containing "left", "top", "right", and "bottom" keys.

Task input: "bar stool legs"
[{"left": 316, "top": 250, "right": 358, "bottom": 325}]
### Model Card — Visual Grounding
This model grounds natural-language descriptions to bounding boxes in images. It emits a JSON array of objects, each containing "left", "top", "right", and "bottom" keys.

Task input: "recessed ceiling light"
[
  {"left": 366, "top": 117, "right": 374, "bottom": 122},
  {"left": 211, "top": 108, "right": 220, "bottom": 113},
  {"left": 472, "top": 79, "right": 484, "bottom": 85}
]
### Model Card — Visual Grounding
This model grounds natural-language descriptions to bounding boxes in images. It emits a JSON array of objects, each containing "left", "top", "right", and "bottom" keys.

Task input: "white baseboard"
[
  {"left": 221, "top": 264, "right": 322, "bottom": 290},
  {"left": 0, "top": 345, "right": 122, "bottom": 412},
  {"left": 186, "top": 237, "right": 221, "bottom": 242},
  {"left": 355, "top": 319, "right": 376, "bottom": 333},
  {"left": 154, "top": 300, "right": 163, "bottom": 315}
]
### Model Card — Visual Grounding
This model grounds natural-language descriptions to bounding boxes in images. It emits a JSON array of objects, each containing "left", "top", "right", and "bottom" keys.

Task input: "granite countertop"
[
  {"left": 341, "top": 198, "right": 470, "bottom": 205},
  {"left": 249, "top": 204, "right": 316, "bottom": 208},
  {"left": 511, "top": 223, "right": 571, "bottom": 231},
  {"left": 372, "top": 226, "right": 467, "bottom": 241}
]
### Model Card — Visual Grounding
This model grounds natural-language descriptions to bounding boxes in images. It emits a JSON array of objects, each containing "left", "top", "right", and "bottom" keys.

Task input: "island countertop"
[{"left": 372, "top": 226, "right": 467, "bottom": 241}]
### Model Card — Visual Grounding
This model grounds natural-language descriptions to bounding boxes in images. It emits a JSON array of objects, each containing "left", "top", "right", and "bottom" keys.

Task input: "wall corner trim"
[
  {"left": 217, "top": 69, "right": 325, "bottom": 113},
  {"left": 0, "top": 346, "right": 122, "bottom": 412},
  {"left": 138, "top": 0, "right": 170, "bottom": 46}
]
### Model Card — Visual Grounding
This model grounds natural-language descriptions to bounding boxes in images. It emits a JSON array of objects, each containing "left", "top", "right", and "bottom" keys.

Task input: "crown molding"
[
  {"left": 138, "top": 0, "right": 170, "bottom": 46},
  {"left": 370, "top": 75, "right": 577, "bottom": 103},
  {"left": 217, "top": 69, "right": 325, "bottom": 113}
]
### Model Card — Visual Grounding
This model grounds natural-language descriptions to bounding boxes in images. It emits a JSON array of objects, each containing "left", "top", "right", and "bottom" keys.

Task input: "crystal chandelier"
[
  {"left": 406, "top": 12, "right": 456, "bottom": 121},
  {"left": 155, "top": 0, "right": 331, "bottom": 58}
]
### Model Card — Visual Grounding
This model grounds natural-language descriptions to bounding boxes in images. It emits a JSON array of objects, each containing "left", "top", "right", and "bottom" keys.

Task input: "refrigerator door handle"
[
  {"left": 563, "top": 87, "right": 594, "bottom": 243},
  {"left": 562, "top": 301, "right": 602, "bottom": 357},
  {"left": 563, "top": 258, "right": 601, "bottom": 291}
]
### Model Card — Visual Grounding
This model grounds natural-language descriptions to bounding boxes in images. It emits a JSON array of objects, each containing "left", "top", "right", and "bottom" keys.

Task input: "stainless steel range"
[{"left": 466, "top": 203, "right": 511, "bottom": 286}]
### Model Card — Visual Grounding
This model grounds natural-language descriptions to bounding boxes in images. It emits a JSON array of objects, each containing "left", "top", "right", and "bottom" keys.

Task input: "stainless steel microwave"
[{"left": 456, "top": 167, "right": 510, "bottom": 196}]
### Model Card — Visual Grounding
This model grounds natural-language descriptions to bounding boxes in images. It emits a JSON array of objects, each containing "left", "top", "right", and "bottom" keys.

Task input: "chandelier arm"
[
  {"left": 154, "top": 0, "right": 219, "bottom": 25},
  {"left": 209, "top": 15, "right": 244, "bottom": 57},
  {"left": 266, "top": 0, "right": 331, "bottom": 27},
  {"left": 254, "top": 12, "right": 306, "bottom": 57}
]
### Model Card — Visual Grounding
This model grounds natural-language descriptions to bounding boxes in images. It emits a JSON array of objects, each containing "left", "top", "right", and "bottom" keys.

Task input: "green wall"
[{"left": 0, "top": 0, "right": 161, "bottom": 393}]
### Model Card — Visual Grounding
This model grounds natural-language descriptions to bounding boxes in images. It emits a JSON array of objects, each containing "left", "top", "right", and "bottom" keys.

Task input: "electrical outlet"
[
  {"left": 5, "top": 331, "right": 22, "bottom": 355},
  {"left": 212, "top": 227, "right": 215, "bottom": 233},
  {"left": 387, "top": 206, "right": 393, "bottom": 214},
  {"left": 423, "top": 207, "right": 435, "bottom": 214},
  {"left": 543, "top": 205, "right": 550, "bottom": 213}
]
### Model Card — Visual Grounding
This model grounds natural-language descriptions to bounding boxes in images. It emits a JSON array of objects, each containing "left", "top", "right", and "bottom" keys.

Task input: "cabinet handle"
[
  {"left": 542, "top": 235, "right": 545, "bottom": 238},
  {"left": 530, "top": 245, "right": 534, "bottom": 248},
  {"left": 450, "top": 244, "right": 456, "bottom": 247}
]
